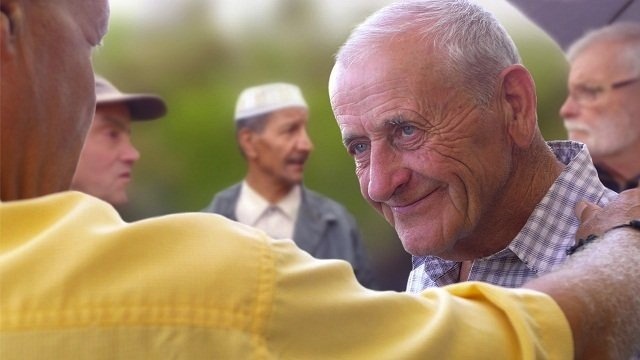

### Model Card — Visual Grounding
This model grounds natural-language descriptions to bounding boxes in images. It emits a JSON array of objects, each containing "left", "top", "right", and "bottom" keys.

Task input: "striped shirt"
[{"left": 407, "top": 141, "right": 617, "bottom": 292}]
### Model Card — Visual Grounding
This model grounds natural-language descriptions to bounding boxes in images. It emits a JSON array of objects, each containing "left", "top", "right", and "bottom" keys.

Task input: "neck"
[
  {"left": 244, "top": 174, "right": 294, "bottom": 204},
  {"left": 1, "top": 150, "right": 75, "bottom": 202},
  {"left": 458, "top": 261, "right": 472, "bottom": 282},
  {"left": 455, "top": 143, "right": 565, "bottom": 260}
]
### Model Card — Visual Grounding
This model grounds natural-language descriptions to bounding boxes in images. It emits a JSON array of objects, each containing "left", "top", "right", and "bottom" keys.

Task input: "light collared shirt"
[
  {"left": 407, "top": 141, "right": 617, "bottom": 292},
  {"left": 236, "top": 181, "right": 301, "bottom": 239}
]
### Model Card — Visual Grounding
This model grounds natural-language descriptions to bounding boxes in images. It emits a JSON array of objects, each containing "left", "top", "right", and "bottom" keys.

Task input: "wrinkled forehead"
[
  {"left": 330, "top": 51, "right": 452, "bottom": 118},
  {"left": 331, "top": 36, "right": 449, "bottom": 92},
  {"left": 330, "top": 55, "right": 404, "bottom": 109}
]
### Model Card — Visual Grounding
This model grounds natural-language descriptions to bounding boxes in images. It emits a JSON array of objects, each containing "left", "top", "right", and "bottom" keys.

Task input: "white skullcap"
[{"left": 234, "top": 82, "right": 308, "bottom": 121}]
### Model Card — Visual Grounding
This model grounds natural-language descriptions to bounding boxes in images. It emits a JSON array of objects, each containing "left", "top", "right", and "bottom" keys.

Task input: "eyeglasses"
[{"left": 567, "top": 76, "right": 640, "bottom": 106}]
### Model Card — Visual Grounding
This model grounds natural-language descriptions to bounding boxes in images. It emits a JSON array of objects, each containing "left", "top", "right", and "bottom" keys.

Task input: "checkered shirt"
[{"left": 407, "top": 141, "right": 617, "bottom": 292}]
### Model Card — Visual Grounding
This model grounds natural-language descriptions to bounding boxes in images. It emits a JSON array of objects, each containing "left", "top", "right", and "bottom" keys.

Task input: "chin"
[
  {"left": 286, "top": 177, "right": 303, "bottom": 186},
  {"left": 399, "top": 231, "right": 433, "bottom": 257},
  {"left": 108, "top": 194, "right": 129, "bottom": 207}
]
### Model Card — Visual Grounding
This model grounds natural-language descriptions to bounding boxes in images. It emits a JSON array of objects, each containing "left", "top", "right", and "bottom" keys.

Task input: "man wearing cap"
[
  {"left": 71, "top": 75, "right": 167, "bottom": 206},
  {"left": 202, "top": 82, "right": 376, "bottom": 288}
]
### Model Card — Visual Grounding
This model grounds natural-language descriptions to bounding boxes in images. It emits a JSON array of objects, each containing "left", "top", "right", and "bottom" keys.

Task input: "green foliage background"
[{"left": 95, "top": 0, "right": 568, "bottom": 290}]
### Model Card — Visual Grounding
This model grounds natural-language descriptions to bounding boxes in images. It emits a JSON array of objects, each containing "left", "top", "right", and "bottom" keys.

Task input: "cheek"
[
  {"left": 356, "top": 169, "right": 386, "bottom": 213},
  {"left": 432, "top": 151, "right": 485, "bottom": 209},
  {"left": 580, "top": 109, "right": 604, "bottom": 126},
  {"left": 466, "top": 153, "right": 510, "bottom": 212},
  {"left": 356, "top": 167, "right": 369, "bottom": 197}
]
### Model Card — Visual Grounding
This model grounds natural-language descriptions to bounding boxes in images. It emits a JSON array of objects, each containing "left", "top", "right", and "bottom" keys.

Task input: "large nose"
[
  {"left": 366, "top": 142, "right": 410, "bottom": 203},
  {"left": 121, "top": 138, "right": 141, "bottom": 164},
  {"left": 559, "top": 94, "right": 579, "bottom": 120},
  {"left": 296, "top": 128, "right": 314, "bottom": 152}
]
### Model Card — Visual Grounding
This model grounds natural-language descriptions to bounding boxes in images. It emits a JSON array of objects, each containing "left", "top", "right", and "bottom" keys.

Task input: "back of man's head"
[{"left": 0, "top": 0, "right": 110, "bottom": 201}]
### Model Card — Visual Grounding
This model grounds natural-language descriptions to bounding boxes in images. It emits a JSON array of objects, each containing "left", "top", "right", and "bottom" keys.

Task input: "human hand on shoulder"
[{"left": 575, "top": 186, "right": 640, "bottom": 242}]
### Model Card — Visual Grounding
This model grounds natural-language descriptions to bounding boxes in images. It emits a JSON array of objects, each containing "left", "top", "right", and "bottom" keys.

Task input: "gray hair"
[
  {"left": 566, "top": 22, "right": 640, "bottom": 74},
  {"left": 335, "top": 0, "right": 521, "bottom": 105},
  {"left": 236, "top": 113, "right": 271, "bottom": 134},
  {"left": 234, "top": 113, "right": 271, "bottom": 158}
]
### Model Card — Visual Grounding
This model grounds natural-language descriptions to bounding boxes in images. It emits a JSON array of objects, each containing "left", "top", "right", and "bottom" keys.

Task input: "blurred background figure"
[
  {"left": 71, "top": 75, "right": 167, "bottom": 206},
  {"left": 202, "top": 82, "right": 376, "bottom": 288},
  {"left": 560, "top": 22, "right": 640, "bottom": 192}
]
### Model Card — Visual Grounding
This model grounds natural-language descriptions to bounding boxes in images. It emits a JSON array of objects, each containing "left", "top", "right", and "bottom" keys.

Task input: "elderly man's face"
[
  {"left": 559, "top": 42, "right": 640, "bottom": 162},
  {"left": 329, "top": 41, "right": 513, "bottom": 260},
  {"left": 247, "top": 107, "right": 314, "bottom": 189}
]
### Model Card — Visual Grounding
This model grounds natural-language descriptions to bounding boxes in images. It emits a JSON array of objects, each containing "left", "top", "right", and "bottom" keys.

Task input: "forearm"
[
  {"left": 524, "top": 228, "right": 640, "bottom": 359},
  {"left": 268, "top": 239, "right": 572, "bottom": 358}
]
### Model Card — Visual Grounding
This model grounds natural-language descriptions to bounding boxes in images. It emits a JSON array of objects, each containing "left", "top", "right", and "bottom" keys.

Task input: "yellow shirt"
[{"left": 0, "top": 192, "right": 572, "bottom": 359}]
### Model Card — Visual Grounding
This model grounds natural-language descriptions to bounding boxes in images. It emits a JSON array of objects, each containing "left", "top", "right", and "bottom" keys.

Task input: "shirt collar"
[
  {"left": 508, "top": 141, "right": 615, "bottom": 273},
  {"left": 410, "top": 141, "right": 617, "bottom": 285},
  {"left": 277, "top": 184, "right": 302, "bottom": 219},
  {"left": 237, "top": 181, "right": 301, "bottom": 225}
]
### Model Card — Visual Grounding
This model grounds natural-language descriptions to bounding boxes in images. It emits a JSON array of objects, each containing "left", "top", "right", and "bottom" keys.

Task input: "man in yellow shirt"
[{"left": 0, "top": 0, "right": 638, "bottom": 359}]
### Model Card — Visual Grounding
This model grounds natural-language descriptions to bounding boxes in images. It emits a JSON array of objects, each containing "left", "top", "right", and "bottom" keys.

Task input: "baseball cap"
[
  {"left": 95, "top": 75, "right": 167, "bottom": 121},
  {"left": 234, "top": 82, "right": 308, "bottom": 121}
]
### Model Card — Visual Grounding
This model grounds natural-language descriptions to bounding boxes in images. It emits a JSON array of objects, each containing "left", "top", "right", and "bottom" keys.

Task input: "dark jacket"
[{"left": 202, "top": 183, "right": 377, "bottom": 288}]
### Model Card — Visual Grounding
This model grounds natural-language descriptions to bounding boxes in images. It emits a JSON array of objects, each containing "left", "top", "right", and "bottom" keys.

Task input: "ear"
[
  {"left": 0, "top": 0, "right": 19, "bottom": 59},
  {"left": 498, "top": 64, "right": 538, "bottom": 149},
  {"left": 238, "top": 128, "right": 258, "bottom": 159}
]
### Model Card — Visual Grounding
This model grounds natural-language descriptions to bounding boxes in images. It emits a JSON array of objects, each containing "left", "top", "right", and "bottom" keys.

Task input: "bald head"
[{"left": 0, "top": 0, "right": 110, "bottom": 200}]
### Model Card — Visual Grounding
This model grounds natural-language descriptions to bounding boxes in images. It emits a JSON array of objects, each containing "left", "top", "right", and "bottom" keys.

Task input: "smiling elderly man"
[{"left": 329, "top": 0, "right": 618, "bottom": 294}]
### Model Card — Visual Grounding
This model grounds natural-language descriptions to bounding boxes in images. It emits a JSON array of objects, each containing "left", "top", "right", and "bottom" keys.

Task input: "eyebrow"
[
  {"left": 340, "top": 115, "right": 410, "bottom": 147},
  {"left": 574, "top": 83, "right": 602, "bottom": 90},
  {"left": 98, "top": 116, "right": 131, "bottom": 133},
  {"left": 341, "top": 133, "right": 363, "bottom": 148},
  {"left": 387, "top": 115, "right": 411, "bottom": 126}
]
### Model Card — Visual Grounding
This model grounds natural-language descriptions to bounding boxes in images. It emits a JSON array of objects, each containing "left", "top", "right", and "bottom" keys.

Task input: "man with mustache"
[
  {"left": 560, "top": 22, "right": 640, "bottom": 192},
  {"left": 71, "top": 75, "right": 167, "bottom": 206},
  {"left": 203, "top": 82, "right": 375, "bottom": 288}
]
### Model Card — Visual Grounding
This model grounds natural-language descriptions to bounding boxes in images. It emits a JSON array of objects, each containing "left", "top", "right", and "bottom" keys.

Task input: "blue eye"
[
  {"left": 401, "top": 125, "right": 415, "bottom": 136},
  {"left": 352, "top": 143, "right": 369, "bottom": 155}
]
